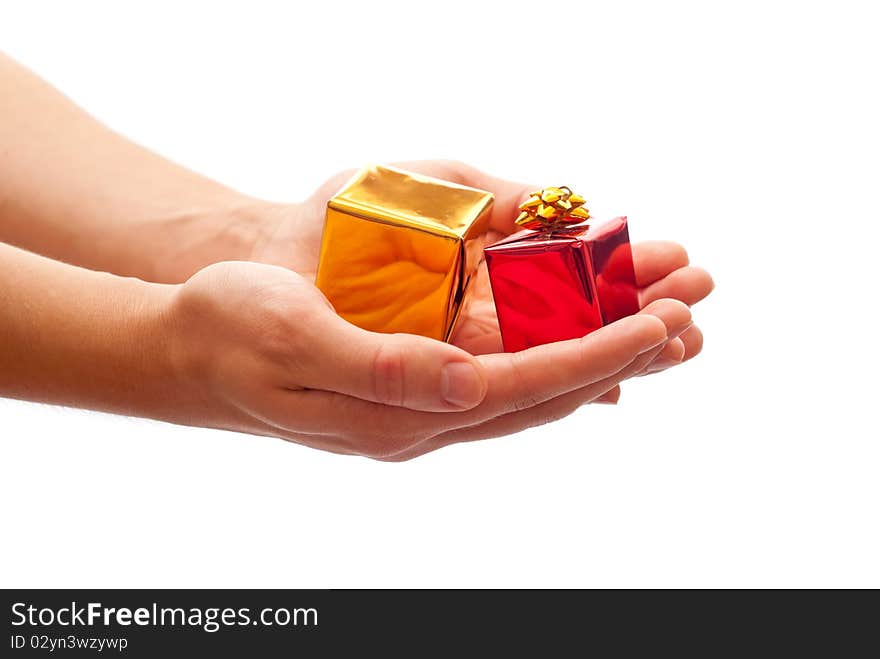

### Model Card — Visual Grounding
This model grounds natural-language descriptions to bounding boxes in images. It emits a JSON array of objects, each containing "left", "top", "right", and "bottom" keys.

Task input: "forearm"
[
  {"left": 0, "top": 242, "right": 188, "bottom": 419},
  {"left": 0, "top": 52, "right": 273, "bottom": 283}
]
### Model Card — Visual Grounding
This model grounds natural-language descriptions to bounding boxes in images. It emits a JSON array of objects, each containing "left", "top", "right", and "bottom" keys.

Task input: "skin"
[{"left": 0, "top": 53, "right": 713, "bottom": 460}]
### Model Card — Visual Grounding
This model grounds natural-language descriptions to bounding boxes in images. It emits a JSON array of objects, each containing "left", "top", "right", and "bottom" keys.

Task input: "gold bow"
[{"left": 515, "top": 186, "right": 590, "bottom": 230}]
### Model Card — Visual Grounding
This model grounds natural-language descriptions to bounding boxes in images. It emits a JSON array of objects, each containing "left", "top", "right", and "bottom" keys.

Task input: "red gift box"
[{"left": 485, "top": 216, "right": 639, "bottom": 352}]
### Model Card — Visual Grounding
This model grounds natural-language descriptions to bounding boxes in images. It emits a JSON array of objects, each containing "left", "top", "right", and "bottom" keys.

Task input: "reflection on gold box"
[{"left": 315, "top": 165, "right": 494, "bottom": 341}]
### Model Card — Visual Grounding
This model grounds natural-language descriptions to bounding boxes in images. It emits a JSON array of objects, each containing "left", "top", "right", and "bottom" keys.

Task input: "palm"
[{"left": 251, "top": 161, "right": 712, "bottom": 358}]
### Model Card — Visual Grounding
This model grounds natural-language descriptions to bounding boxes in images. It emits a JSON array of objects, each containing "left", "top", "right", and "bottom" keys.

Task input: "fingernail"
[{"left": 441, "top": 362, "right": 484, "bottom": 409}]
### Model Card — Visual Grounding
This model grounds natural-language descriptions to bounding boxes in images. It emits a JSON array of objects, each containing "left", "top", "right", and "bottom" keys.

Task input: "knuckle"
[
  {"left": 507, "top": 352, "right": 542, "bottom": 413},
  {"left": 371, "top": 340, "right": 405, "bottom": 406}
]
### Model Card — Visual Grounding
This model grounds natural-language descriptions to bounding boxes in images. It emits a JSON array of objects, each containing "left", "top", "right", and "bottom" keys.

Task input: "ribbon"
[{"left": 515, "top": 186, "right": 590, "bottom": 230}]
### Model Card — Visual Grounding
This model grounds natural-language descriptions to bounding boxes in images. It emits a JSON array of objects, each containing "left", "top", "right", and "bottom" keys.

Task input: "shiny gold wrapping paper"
[{"left": 315, "top": 165, "right": 494, "bottom": 341}]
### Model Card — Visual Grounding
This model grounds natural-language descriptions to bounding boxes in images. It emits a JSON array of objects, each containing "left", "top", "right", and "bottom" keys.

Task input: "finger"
[
  {"left": 638, "top": 318, "right": 705, "bottom": 377},
  {"left": 640, "top": 266, "right": 714, "bottom": 308},
  {"left": 632, "top": 241, "right": 690, "bottom": 286},
  {"left": 450, "top": 300, "right": 689, "bottom": 435},
  {"left": 679, "top": 325, "right": 704, "bottom": 362},
  {"left": 425, "top": 301, "right": 692, "bottom": 445},
  {"left": 637, "top": 298, "right": 693, "bottom": 339},
  {"left": 296, "top": 312, "right": 488, "bottom": 412},
  {"left": 325, "top": 301, "right": 685, "bottom": 439},
  {"left": 249, "top": 312, "right": 669, "bottom": 451},
  {"left": 631, "top": 300, "right": 691, "bottom": 373},
  {"left": 637, "top": 323, "right": 704, "bottom": 376},
  {"left": 639, "top": 337, "right": 686, "bottom": 375},
  {"left": 259, "top": 335, "right": 660, "bottom": 461},
  {"left": 381, "top": 341, "right": 667, "bottom": 461},
  {"left": 474, "top": 312, "right": 667, "bottom": 414},
  {"left": 595, "top": 385, "right": 621, "bottom": 405},
  {"left": 382, "top": 302, "right": 692, "bottom": 460}
]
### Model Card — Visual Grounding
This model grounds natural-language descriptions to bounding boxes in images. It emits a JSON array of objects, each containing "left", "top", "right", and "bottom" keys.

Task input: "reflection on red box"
[{"left": 485, "top": 216, "right": 639, "bottom": 352}]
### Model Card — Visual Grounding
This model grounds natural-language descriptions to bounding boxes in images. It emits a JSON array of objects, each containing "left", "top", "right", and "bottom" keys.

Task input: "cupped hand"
[
  {"left": 251, "top": 160, "right": 713, "bottom": 363},
  {"left": 168, "top": 261, "right": 694, "bottom": 460}
]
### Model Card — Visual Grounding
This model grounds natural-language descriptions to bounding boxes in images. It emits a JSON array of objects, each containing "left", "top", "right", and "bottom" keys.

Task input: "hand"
[
  {"left": 169, "top": 261, "right": 693, "bottom": 460},
  {"left": 250, "top": 160, "right": 713, "bottom": 368}
]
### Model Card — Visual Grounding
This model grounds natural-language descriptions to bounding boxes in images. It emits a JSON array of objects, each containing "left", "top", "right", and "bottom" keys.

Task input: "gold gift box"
[{"left": 315, "top": 165, "right": 494, "bottom": 341}]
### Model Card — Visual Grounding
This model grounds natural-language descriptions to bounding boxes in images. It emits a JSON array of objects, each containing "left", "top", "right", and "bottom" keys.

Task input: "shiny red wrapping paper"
[{"left": 485, "top": 216, "right": 639, "bottom": 352}]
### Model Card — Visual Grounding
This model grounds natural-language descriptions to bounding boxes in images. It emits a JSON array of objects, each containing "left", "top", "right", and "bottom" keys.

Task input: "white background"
[{"left": 1, "top": 1, "right": 877, "bottom": 588}]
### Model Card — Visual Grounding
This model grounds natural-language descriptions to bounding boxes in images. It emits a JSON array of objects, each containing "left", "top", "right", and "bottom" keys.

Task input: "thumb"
[{"left": 300, "top": 313, "right": 488, "bottom": 412}]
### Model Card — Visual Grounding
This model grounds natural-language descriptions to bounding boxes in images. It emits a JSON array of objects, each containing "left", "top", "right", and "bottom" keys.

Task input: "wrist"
[
  {"left": 110, "top": 275, "right": 193, "bottom": 421},
  {"left": 160, "top": 277, "right": 212, "bottom": 415},
  {"left": 142, "top": 274, "right": 241, "bottom": 429},
  {"left": 143, "top": 197, "right": 287, "bottom": 283}
]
